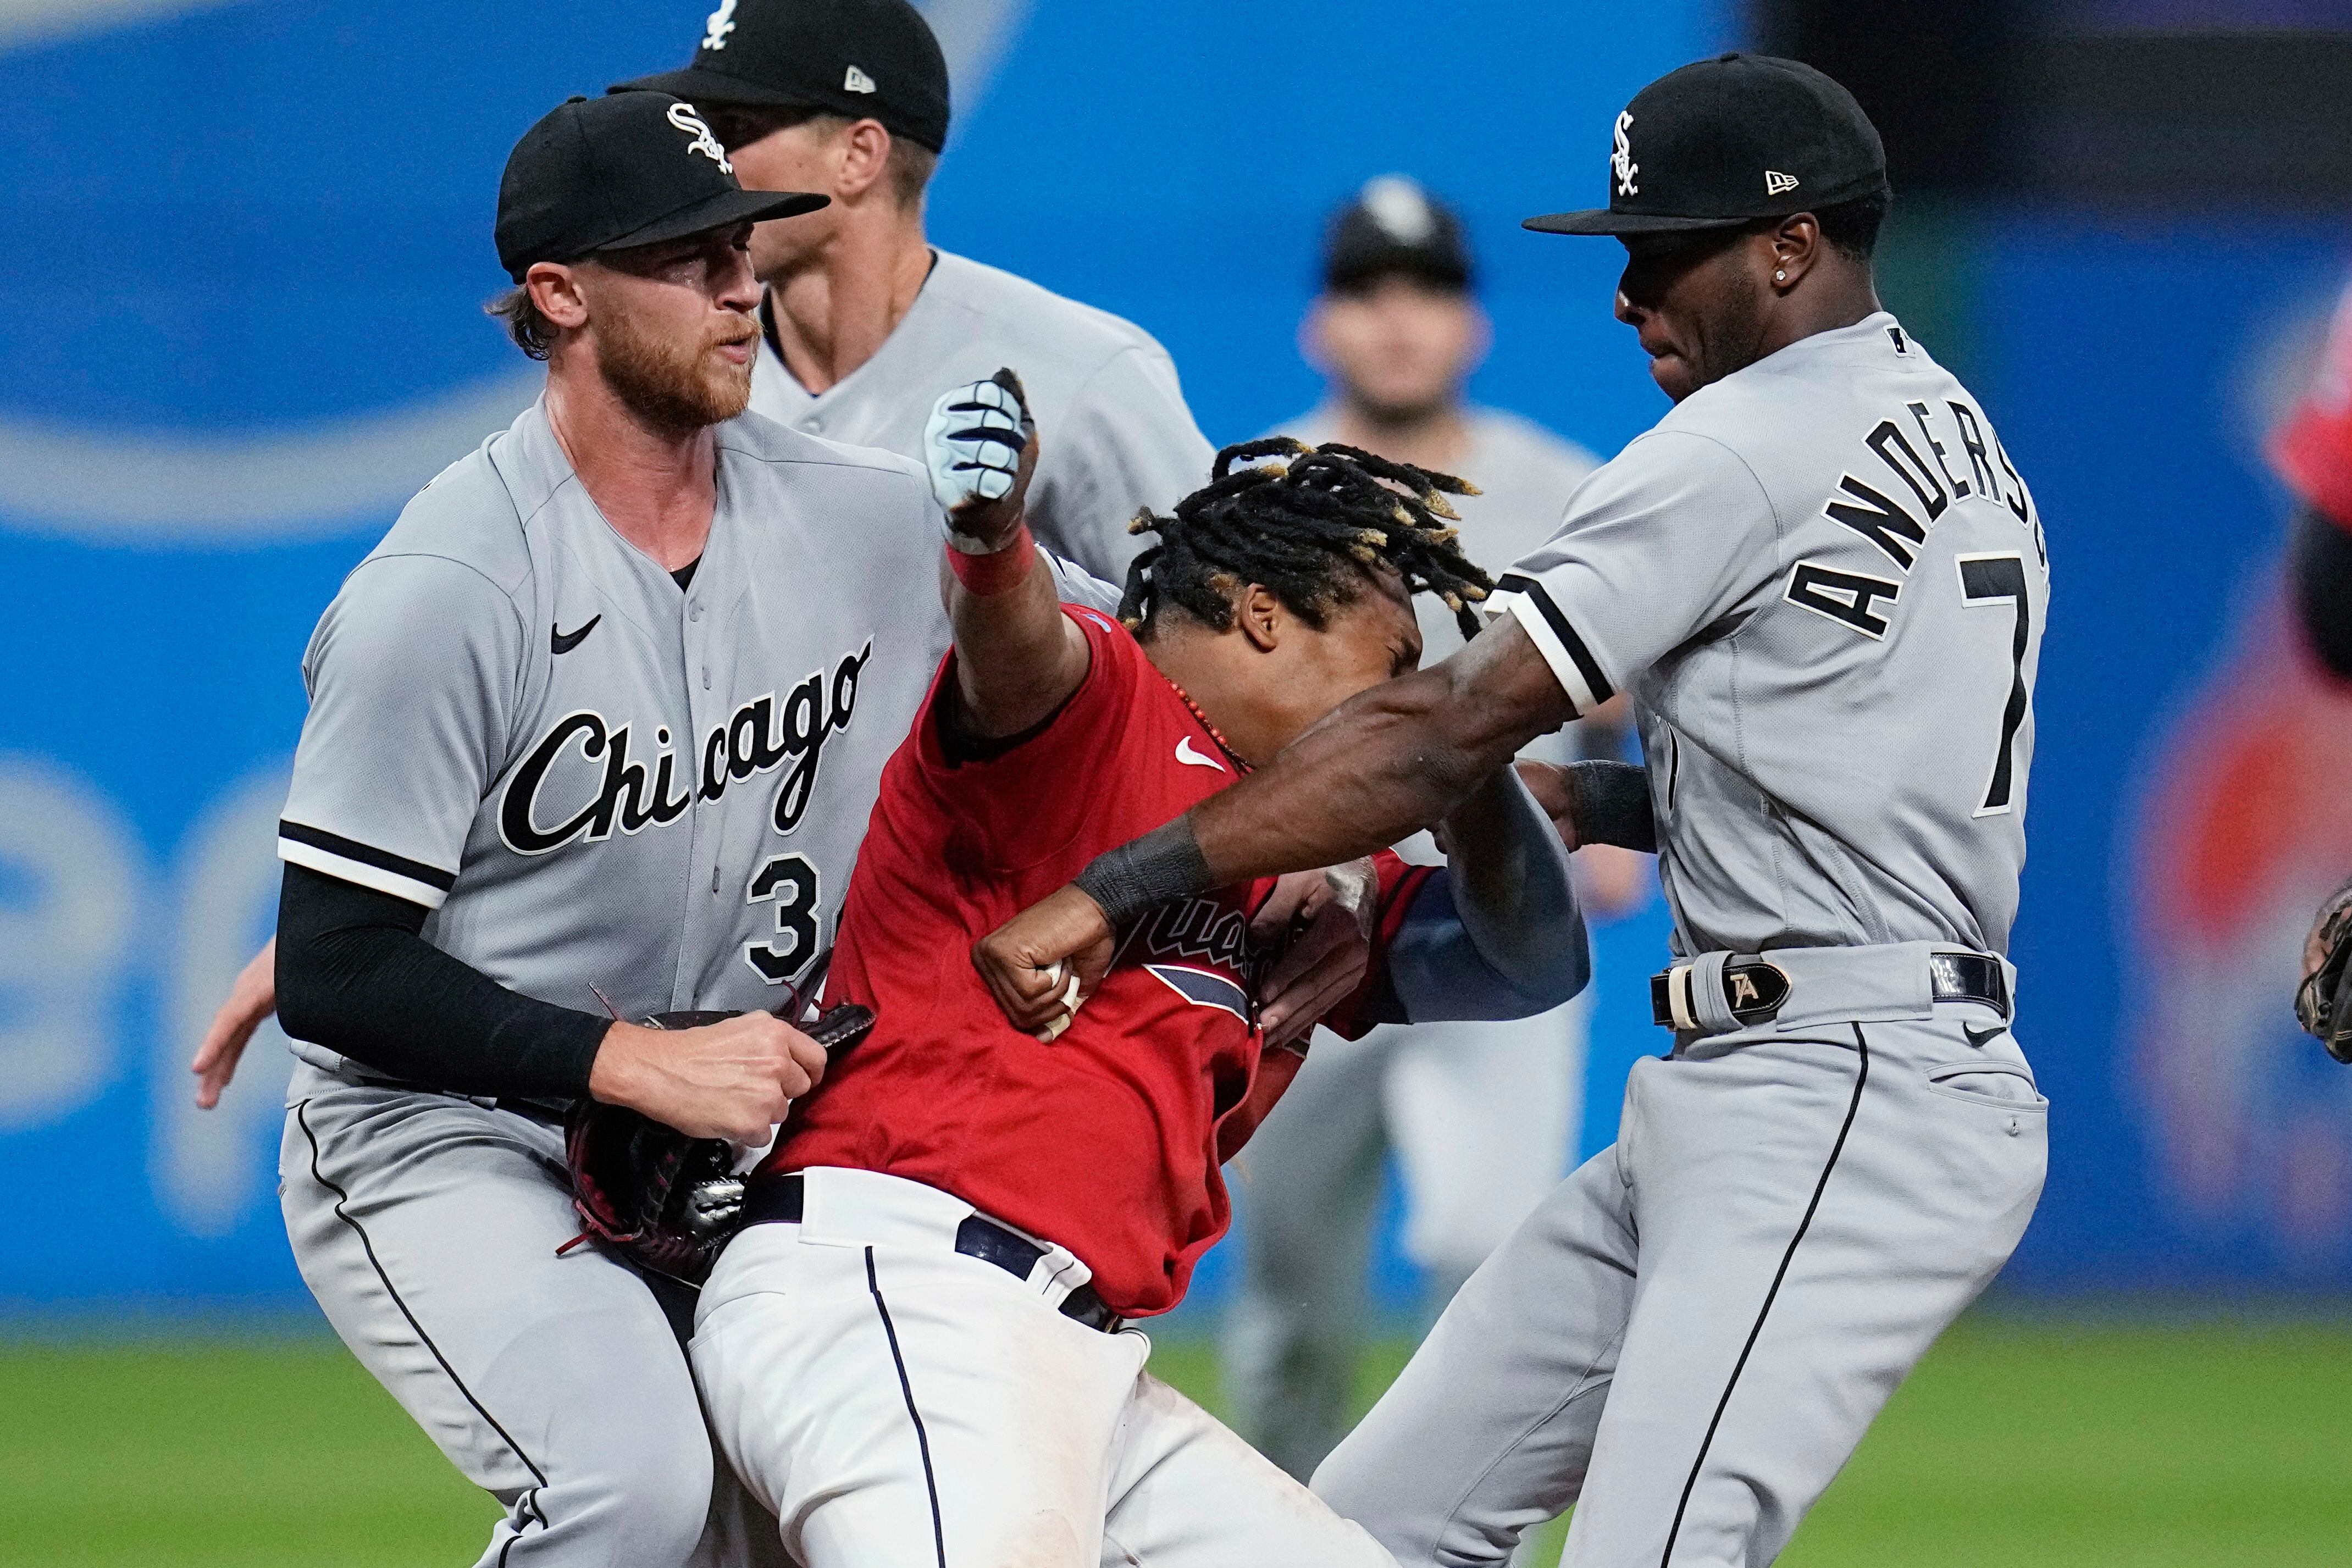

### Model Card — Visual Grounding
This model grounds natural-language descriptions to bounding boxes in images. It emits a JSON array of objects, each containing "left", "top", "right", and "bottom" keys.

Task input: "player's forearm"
[
  {"left": 1436, "top": 766, "right": 1590, "bottom": 1004},
  {"left": 1196, "top": 618, "right": 1564, "bottom": 880},
  {"left": 1075, "top": 623, "right": 1563, "bottom": 925},
  {"left": 275, "top": 865, "right": 607, "bottom": 1099},
  {"left": 945, "top": 546, "right": 1092, "bottom": 739}
]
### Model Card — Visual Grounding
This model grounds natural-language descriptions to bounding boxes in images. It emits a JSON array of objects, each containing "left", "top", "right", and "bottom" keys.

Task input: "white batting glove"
[{"left": 925, "top": 369, "right": 1032, "bottom": 550}]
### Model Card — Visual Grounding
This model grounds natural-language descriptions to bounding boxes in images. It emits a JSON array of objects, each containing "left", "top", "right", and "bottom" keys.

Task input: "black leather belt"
[
  {"left": 1650, "top": 951, "right": 2010, "bottom": 1030},
  {"left": 741, "top": 1171, "right": 1122, "bottom": 1333}
]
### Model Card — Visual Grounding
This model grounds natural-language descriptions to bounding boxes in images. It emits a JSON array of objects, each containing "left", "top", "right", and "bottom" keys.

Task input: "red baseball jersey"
[
  {"left": 773, "top": 606, "right": 1426, "bottom": 1316},
  {"left": 2276, "top": 277, "right": 2352, "bottom": 530}
]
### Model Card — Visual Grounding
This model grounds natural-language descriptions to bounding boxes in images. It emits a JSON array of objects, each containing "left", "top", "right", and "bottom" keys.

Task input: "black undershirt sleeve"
[
  {"left": 2291, "top": 503, "right": 2352, "bottom": 680},
  {"left": 274, "top": 863, "right": 608, "bottom": 1100}
]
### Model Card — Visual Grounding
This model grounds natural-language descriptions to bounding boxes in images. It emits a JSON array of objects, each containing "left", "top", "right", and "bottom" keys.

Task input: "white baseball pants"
[
  {"left": 1312, "top": 1011, "right": 2047, "bottom": 1566},
  {"left": 690, "top": 1166, "right": 1397, "bottom": 1568}
]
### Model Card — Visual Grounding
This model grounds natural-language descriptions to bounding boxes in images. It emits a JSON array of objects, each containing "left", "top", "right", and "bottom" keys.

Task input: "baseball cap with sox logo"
[
  {"left": 1525, "top": 53, "right": 1889, "bottom": 237},
  {"left": 494, "top": 91, "right": 828, "bottom": 283},
  {"left": 612, "top": 0, "right": 952, "bottom": 155}
]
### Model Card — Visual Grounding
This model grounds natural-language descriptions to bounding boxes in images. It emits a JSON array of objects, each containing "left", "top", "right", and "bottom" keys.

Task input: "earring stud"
[{"left": 1775, "top": 269, "right": 1787, "bottom": 282}]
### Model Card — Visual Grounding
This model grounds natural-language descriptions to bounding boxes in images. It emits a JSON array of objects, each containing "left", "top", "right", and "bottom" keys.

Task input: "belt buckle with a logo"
[{"left": 1650, "top": 956, "right": 1792, "bottom": 1031}]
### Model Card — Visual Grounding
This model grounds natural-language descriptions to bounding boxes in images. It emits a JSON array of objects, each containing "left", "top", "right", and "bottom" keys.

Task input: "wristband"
[
  {"left": 1565, "top": 759, "right": 1657, "bottom": 854},
  {"left": 1072, "top": 817, "right": 1215, "bottom": 928},
  {"left": 945, "top": 522, "right": 1034, "bottom": 595}
]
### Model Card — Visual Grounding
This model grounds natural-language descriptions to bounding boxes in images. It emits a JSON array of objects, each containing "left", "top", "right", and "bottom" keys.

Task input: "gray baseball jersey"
[
  {"left": 275, "top": 397, "right": 1110, "bottom": 1081},
  {"left": 1488, "top": 312, "right": 2047, "bottom": 959},
  {"left": 751, "top": 249, "right": 1215, "bottom": 584},
  {"left": 1315, "top": 313, "right": 2051, "bottom": 1568}
]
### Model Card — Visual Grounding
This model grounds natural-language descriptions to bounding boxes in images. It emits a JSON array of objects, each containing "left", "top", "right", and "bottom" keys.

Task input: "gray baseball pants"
[
  {"left": 279, "top": 1063, "right": 781, "bottom": 1568},
  {"left": 1312, "top": 1009, "right": 2046, "bottom": 1566}
]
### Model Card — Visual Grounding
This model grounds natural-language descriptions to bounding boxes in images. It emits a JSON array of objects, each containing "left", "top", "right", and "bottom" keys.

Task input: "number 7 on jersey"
[{"left": 1956, "top": 552, "right": 2034, "bottom": 817}]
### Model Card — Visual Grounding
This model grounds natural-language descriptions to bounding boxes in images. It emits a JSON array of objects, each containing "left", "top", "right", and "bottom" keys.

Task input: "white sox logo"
[
  {"left": 667, "top": 102, "right": 733, "bottom": 174},
  {"left": 701, "top": 0, "right": 737, "bottom": 52},
  {"left": 499, "top": 642, "right": 870, "bottom": 855},
  {"left": 1612, "top": 110, "right": 1639, "bottom": 196}
]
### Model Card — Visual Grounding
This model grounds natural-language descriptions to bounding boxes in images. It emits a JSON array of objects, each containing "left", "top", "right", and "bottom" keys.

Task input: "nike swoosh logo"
[
  {"left": 1175, "top": 735, "right": 1226, "bottom": 772},
  {"left": 551, "top": 615, "right": 601, "bottom": 656},
  {"left": 1963, "top": 1023, "right": 2006, "bottom": 1049}
]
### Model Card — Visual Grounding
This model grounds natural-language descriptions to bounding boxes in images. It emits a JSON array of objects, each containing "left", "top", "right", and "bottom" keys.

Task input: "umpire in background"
[{"left": 1227, "top": 176, "right": 1645, "bottom": 1482}]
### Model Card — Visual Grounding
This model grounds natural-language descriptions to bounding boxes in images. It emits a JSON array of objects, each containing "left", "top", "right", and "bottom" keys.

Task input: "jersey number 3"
[
  {"left": 1957, "top": 553, "right": 2033, "bottom": 817},
  {"left": 745, "top": 853, "right": 822, "bottom": 984}
]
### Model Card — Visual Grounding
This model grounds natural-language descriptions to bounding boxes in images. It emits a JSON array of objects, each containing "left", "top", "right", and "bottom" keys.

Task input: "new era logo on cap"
[
  {"left": 1765, "top": 169, "right": 1800, "bottom": 196},
  {"left": 844, "top": 64, "right": 876, "bottom": 92}
]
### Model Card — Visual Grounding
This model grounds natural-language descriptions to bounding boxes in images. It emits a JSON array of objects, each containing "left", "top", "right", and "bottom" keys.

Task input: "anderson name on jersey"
[{"left": 1490, "top": 313, "right": 2048, "bottom": 960}]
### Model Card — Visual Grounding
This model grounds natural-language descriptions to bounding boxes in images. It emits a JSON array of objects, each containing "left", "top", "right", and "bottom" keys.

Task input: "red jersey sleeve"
[
  {"left": 2274, "top": 278, "right": 2352, "bottom": 531},
  {"left": 905, "top": 606, "right": 1153, "bottom": 868}
]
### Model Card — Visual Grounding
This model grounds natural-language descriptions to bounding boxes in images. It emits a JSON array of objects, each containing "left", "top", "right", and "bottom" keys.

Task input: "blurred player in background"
[
  {"left": 2283, "top": 277, "right": 2352, "bottom": 1044},
  {"left": 1224, "top": 175, "right": 1647, "bottom": 1481},
  {"left": 2285, "top": 276, "right": 2352, "bottom": 682},
  {"left": 616, "top": 0, "right": 1210, "bottom": 580},
  {"left": 192, "top": 0, "right": 1222, "bottom": 1107}
]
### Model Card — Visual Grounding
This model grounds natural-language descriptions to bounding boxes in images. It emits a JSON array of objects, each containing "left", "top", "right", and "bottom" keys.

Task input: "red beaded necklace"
[{"left": 1158, "top": 673, "right": 1250, "bottom": 774}]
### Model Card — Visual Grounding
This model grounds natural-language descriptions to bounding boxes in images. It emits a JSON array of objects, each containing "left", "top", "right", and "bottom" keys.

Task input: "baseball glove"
[
  {"left": 2296, "top": 877, "right": 2352, "bottom": 1063},
  {"left": 559, "top": 1002, "right": 875, "bottom": 1284}
]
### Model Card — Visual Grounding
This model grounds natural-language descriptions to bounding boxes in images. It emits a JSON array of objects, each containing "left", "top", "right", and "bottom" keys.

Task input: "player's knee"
[{"left": 542, "top": 1400, "right": 713, "bottom": 1561}]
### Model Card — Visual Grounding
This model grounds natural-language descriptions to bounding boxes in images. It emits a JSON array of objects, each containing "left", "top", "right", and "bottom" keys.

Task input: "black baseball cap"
[
  {"left": 1323, "top": 175, "right": 1474, "bottom": 295},
  {"left": 494, "top": 93, "right": 828, "bottom": 283},
  {"left": 1525, "top": 53, "right": 1888, "bottom": 237},
  {"left": 612, "top": 0, "right": 951, "bottom": 154}
]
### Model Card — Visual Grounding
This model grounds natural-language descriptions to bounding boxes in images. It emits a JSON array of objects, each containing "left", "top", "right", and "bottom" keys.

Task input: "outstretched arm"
[
  {"left": 1402, "top": 763, "right": 1591, "bottom": 1021},
  {"left": 975, "top": 617, "right": 1574, "bottom": 1032},
  {"left": 925, "top": 371, "right": 1090, "bottom": 740}
]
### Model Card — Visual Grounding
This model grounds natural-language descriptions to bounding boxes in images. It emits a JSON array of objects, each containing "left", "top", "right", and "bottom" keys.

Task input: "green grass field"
[{"left": 5, "top": 1317, "right": 2349, "bottom": 1566}]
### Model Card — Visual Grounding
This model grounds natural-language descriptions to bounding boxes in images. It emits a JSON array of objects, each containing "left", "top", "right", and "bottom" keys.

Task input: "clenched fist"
[{"left": 588, "top": 1011, "right": 828, "bottom": 1145}]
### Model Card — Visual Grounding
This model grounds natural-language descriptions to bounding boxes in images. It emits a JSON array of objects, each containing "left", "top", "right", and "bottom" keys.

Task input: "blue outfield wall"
[{"left": 4, "top": 0, "right": 2348, "bottom": 1312}]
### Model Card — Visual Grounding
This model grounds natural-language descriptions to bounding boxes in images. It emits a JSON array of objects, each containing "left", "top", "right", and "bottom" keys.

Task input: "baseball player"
[
  {"left": 1227, "top": 175, "right": 1645, "bottom": 1482},
  {"left": 190, "top": 0, "right": 1220, "bottom": 1101},
  {"left": 614, "top": 0, "right": 1211, "bottom": 581},
  {"left": 976, "top": 54, "right": 2051, "bottom": 1565},
  {"left": 690, "top": 378, "right": 1593, "bottom": 1566},
  {"left": 267, "top": 94, "right": 1142, "bottom": 1568}
]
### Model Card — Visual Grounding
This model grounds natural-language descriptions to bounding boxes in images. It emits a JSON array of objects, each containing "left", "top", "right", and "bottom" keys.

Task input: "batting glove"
[{"left": 925, "top": 369, "right": 1033, "bottom": 551}]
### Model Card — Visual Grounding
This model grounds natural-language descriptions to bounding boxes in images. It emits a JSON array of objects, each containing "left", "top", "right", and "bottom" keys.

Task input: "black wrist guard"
[
  {"left": 1567, "top": 760, "right": 1657, "bottom": 854},
  {"left": 1073, "top": 817, "right": 1214, "bottom": 928}
]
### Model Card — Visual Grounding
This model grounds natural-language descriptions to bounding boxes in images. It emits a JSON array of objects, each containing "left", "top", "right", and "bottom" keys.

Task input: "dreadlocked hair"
[{"left": 1116, "top": 438, "right": 1495, "bottom": 642}]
